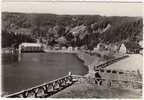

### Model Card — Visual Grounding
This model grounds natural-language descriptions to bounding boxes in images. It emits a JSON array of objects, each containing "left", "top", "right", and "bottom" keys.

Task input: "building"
[
  {"left": 68, "top": 46, "right": 73, "bottom": 51},
  {"left": 62, "top": 46, "right": 67, "bottom": 51},
  {"left": 139, "top": 41, "right": 143, "bottom": 54},
  {"left": 19, "top": 43, "right": 43, "bottom": 52},
  {"left": 74, "top": 47, "right": 79, "bottom": 51},
  {"left": 93, "top": 47, "right": 98, "bottom": 52},
  {"left": 119, "top": 44, "right": 127, "bottom": 54},
  {"left": 139, "top": 41, "right": 143, "bottom": 48},
  {"left": 54, "top": 46, "right": 60, "bottom": 50}
]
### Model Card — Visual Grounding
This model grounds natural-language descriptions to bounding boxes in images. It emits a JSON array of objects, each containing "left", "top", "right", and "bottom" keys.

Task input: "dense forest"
[{"left": 2, "top": 12, "right": 143, "bottom": 49}]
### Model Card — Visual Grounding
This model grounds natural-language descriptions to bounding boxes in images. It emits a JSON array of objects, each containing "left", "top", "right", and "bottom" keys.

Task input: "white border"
[{"left": 0, "top": 0, "right": 143, "bottom": 100}]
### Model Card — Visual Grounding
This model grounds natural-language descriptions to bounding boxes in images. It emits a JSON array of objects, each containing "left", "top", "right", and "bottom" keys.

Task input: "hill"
[{"left": 2, "top": 12, "right": 143, "bottom": 49}]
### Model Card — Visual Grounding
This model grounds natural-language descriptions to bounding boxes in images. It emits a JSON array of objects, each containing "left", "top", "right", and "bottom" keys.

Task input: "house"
[
  {"left": 62, "top": 46, "right": 67, "bottom": 51},
  {"left": 139, "top": 41, "right": 143, "bottom": 48},
  {"left": 53, "top": 44, "right": 61, "bottom": 50},
  {"left": 68, "top": 46, "right": 73, "bottom": 51},
  {"left": 74, "top": 47, "right": 79, "bottom": 51},
  {"left": 54, "top": 46, "right": 60, "bottom": 50},
  {"left": 139, "top": 41, "right": 143, "bottom": 54},
  {"left": 119, "top": 43, "right": 127, "bottom": 54}
]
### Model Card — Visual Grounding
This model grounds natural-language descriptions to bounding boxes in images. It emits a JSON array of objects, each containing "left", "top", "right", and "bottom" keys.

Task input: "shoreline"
[
  {"left": 44, "top": 49, "right": 79, "bottom": 54},
  {"left": 3, "top": 50, "right": 142, "bottom": 98},
  {"left": 74, "top": 52, "right": 94, "bottom": 77},
  {"left": 51, "top": 53, "right": 142, "bottom": 98},
  {"left": 73, "top": 53, "right": 90, "bottom": 77},
  {"left": 43, "top": 50, "right": 91, "bottom": 76},
  {"left": 74, "top": 51, "right": 105, "bottom": 78},
  {"left": 51, "top": 52, "right": 141, "bottom": 98},
  {"left": 43, "top": 50, "right": 105, "bottom": 77},
  {"left": 73, "top": 53, "right": 89, "bottom": 76}
]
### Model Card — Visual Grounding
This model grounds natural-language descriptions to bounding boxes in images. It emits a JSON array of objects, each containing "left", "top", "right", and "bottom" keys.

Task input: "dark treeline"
[
  {"left": 2, "top": 30, "right": 36, "bottom": 48},
  {"left": 2, "top": 12, "right": 143, "bottom": 49}
]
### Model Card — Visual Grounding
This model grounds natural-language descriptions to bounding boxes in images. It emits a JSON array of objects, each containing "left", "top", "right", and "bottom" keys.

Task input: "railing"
[
  {"left": 6, "top": 74, "right": 78, "bottom": 98},
  {"left": 94, "top": 55, "right": 129, "bottom": 70}
]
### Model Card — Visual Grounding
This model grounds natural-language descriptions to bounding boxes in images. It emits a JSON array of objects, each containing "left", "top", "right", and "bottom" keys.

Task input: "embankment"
[
  {"left": 74, "top": 52, "right": 103, "bottom": 77},
  {"left": 52, "top": 52, "right": 141, "bottom": 98}
]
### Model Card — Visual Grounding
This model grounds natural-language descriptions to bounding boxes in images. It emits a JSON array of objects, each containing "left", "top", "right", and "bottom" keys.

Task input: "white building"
[
  {"left": 119, "top": 44, "right": 127, "bottom": 54},
  {"left": 19, "top": 43, "right": 43, "bottom": 53},
  {"left": 139, "top": 41, "right": 143, "bottom": 48},
  {"left": 68, "top": 46, "right": 73, "bottom": 51},
  {"left": 139, "top": 41, "right": 143, "bottom": 54},
  {"left": 20, "top": 43, "right": 42, "bottom": 48},
  {"left": 96, "top": 43, "right": 101, "bottom": 50},
  {"left": 74, "top": 47, "right": 78, "bottom": 51}
]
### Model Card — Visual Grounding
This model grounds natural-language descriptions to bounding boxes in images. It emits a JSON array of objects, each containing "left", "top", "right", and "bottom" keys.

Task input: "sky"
[{"left": 2, "top": 1, "right": 143, "bottom": 16}]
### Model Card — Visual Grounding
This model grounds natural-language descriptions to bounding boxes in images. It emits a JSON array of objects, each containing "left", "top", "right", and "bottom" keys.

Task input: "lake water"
[{"left": 2, "top": 53, "right": 88, "bottom": 95}]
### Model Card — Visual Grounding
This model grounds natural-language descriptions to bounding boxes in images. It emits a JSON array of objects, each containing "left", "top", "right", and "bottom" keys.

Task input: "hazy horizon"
[{"left": 2, "top": 2, "right": 143, "bottom": 17}]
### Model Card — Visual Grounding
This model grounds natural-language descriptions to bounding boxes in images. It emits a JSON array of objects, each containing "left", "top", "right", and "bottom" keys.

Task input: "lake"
[{"left": 2, "top": 53, "right": 88, "bottom": 95}]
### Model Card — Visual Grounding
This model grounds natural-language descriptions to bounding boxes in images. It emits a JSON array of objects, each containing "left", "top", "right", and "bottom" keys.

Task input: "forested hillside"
[{"left": 2, "top": 12, "right": 143, "bottom": 49}]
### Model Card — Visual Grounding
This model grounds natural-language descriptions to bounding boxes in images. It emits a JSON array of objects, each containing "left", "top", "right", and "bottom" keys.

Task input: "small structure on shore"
[
  {"left": 68, "top": 46, "right": 73, "bottom": 51},
  {"left": 62, "top": 46, "right": 67, "bottom": 51},
  {"left": 74, "top": 47, "right": 79, "bottom": 51},
  {"left": 19, "top": 43, "right": 43, "bottom": 53},
  {"left": 139, "top": 41, "right": 143, "bottom": 48},
  {"left": 139, "top": 41, "right": 143, "bottom": 54},
  {"left": 93, "top": 47, "right": 98, "bottom": 52},
  {"left": 54, "top": 46, "right": 60, "bottom": 50}
]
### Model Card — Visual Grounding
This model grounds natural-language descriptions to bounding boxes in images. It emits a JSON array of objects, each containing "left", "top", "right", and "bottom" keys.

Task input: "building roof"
[{"left": 20, "top": 43, "right": 42, "bottom": 47}]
